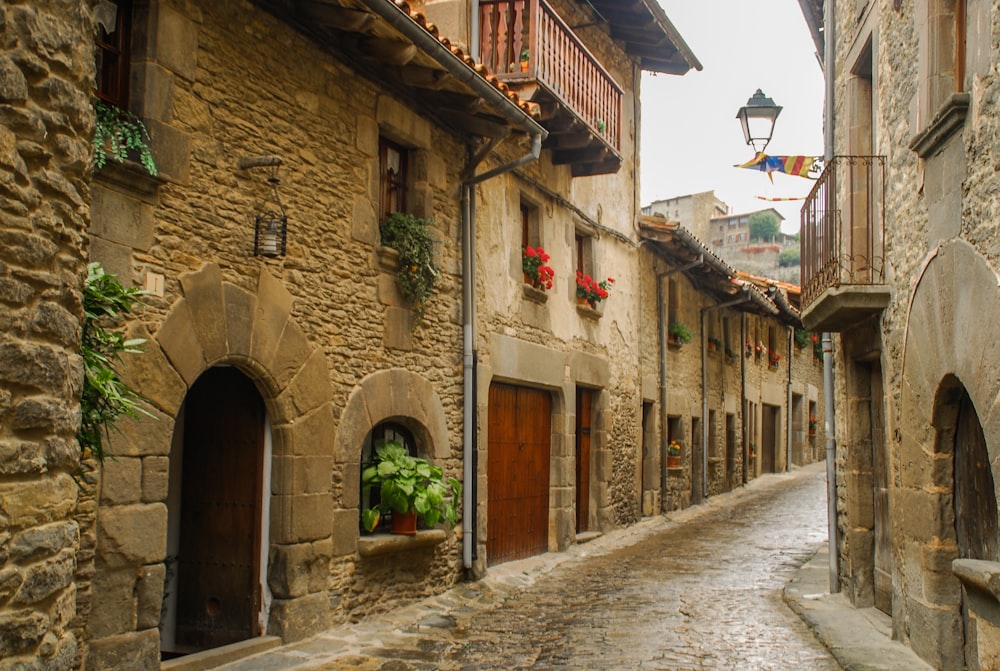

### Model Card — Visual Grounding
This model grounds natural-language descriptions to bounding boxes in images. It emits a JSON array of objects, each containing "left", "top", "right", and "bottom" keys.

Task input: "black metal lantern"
[
  {"left": 736, "top": 89, "right": 783, "bottom": 153},
  {"left": 253, "top": 171, "right": 287, "bottom": 258}
]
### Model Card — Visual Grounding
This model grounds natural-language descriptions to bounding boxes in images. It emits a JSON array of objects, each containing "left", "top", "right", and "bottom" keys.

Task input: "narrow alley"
[{"left": 219, "top": 463, "right": 838, "bottom": 671}]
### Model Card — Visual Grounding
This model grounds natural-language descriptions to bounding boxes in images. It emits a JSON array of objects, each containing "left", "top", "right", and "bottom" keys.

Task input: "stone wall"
[
  {"left": 0, "top": 1, "right": 94, "bottom": 669},
  {"left": 827, "top": 0, "right": 1000, "bottom": 668}
]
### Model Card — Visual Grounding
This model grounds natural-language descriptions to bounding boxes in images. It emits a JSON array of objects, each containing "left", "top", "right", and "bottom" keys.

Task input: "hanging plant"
[
  {"left": 668, "top": 322, "right": 693, "bottom": 345},
  {"left": 380, "top": 213, "right": 439, "bottom": 322},
  {"left": 79, "top": 263, "right": 151, "bottom": 463},
  {"left": 92, "top": 100, "right": 158, "bottom": 176}
]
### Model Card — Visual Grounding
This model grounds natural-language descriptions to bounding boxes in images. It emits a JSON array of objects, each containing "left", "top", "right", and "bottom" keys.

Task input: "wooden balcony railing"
[
  {"left": 479, "top": 0, "right": 622, "bottom": 173},
  {"left": 800, "top": 155, "right": 886, "bottom": 309}
]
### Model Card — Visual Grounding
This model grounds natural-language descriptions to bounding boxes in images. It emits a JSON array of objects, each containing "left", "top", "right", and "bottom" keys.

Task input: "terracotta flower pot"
[
  {"left": 666, "top": 455, "right": 682, "bottom": 469},
  {"left": 390, "top": 510, "right": 417, "bottom": 535}
]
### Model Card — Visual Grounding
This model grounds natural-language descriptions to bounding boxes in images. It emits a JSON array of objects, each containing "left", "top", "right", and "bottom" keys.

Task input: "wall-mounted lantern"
[{"left": 239, "top": 155, "right": 287, "bottom": 258}]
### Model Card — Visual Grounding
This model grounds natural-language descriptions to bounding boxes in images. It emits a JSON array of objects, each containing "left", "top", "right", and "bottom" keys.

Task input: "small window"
[
  {"left": 574, "top": 232, "right": 590, "bottom": 275},
  {"left": 95, "top": 0, "right": 132, "bottom": 109},
  {"left": 360, "top": 422, "right": 416, "bottom": 532},
  {"left": 379, "top": 137, "right": 408, "bottom": 221}
]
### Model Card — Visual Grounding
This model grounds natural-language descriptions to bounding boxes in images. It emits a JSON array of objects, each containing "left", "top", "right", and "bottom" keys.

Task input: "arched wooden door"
[
  {"left": 174, "top": 367, "right": 266, "bottom": 651},
  {"left": 487, "top": 383, "right": 551, "bottom": 565}
]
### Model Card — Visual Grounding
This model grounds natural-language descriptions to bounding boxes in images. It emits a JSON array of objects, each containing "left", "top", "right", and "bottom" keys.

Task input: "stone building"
[
  {"left": 76, "top": 0, "right": 704, "bottom": 668},
  {"left": 638, "top": 217, "right": 824, "bottom": 513},
  {"left": 798, "top": 0, "right": 1000, "bottom": 668}
]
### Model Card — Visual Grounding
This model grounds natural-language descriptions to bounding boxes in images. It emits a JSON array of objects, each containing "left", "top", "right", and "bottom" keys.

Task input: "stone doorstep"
[{"left": 160, "top": 636, "right": 282, "bottom": 671}]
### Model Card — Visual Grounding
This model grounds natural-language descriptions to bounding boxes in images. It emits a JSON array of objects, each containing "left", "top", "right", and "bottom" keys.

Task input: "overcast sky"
[{"left": 640, "top": 1, "right": 825, "bottom": 232}]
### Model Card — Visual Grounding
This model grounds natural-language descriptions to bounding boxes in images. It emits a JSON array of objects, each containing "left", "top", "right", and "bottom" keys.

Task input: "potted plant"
[
  {"left": 92, "top": 100, "right": 158, "bottom": 176},
  {"left": 668, "top": 322, "right": 692, "bottom": 345},
  {"left": 666, "top": 440, "right": 682, "bottom": 469},
  {"left": 519, "top": 47, "right": 530, "bottom": 72},
  {"left": 522, "top": 246, "right": 555, "bottom": 291},
  {"left": 361, "top": 440, "right": 461, "bottom": 535},
  {"left": 794, "top": 328, "right": 810, "bottom": 349},
  {"left": 575, "top": 271, "right": 614, "bottom": 308},
  {"left": 769, "top": 351, "right": 781, "bottom": 368},
  {"left": 380, "top": 213, "right": 440, "bottom": 323},
  {"left": 809, "top": 415, "right": 818, "bottom": 435},
  {"left": 707, "top": 336, "right": 722, "bottom": 353}
]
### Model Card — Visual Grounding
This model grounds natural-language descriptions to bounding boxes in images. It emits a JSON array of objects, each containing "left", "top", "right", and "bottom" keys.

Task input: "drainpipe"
[
  {"left": 786, "top": 326, "right": 793, "bottom": 472},
  {"left": 700, "top": 289, "right": 751, "bottom": 500},
  {"left": 657, "top": 257, "right": 704, "bottom": 510},
  {"left": 460, "top": 132, "right": 545, "bottom": 571},
  {"left": 823, "top": 0, "right": 840, "bottom": 595},
  {"left": 741, "top": 313, "right": 748, "bottom": 485}
]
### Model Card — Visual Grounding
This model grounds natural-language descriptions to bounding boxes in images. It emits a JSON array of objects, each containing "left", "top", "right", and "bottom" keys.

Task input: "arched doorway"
[
  {"left": 951, "top": 386, "right": 999, "bottom": 667},
  {"left": 162, "top": 366, "right": 269, "bottom": 656}
]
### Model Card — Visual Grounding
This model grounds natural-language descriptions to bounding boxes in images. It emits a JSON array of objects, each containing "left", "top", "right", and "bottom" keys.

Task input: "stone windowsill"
[
  {"left": 93, "top": 159, "right": 168, "bottom": 203},
  {"left": 357, "top": 529, "right": 447, "bottom": 558},
  {"left": 953, "top": 558, "right": 1000, "bottom": 604},
  {"left": 909, "top": 93, "right": 971, "bottom": 158},
  {"left": 576, "top": 302, "right": 602, "bottom": 319},
  {"left": 667, "top": 338, "right": 685, "bottom": 349},
  {"left": 522, "top": 283, "right": 549, "bottom": 304}
]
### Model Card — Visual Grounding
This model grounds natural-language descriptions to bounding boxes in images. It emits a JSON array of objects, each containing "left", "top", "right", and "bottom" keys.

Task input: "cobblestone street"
[{"left": 221, "top": 463, "right": 837, "bottom": 671}]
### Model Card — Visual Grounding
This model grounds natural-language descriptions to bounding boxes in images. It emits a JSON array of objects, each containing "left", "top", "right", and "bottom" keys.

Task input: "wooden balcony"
[
  {"left": 799, "top": 156, "right": 891, "bottom": 332},
  {"left": 479, "top": 0, "right": 623, "bottom": 176}
]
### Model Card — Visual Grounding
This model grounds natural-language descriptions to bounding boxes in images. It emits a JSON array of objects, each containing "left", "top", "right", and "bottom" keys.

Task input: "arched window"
[{"left": 359, "top": 422, "right": 416, "bottom": 532}]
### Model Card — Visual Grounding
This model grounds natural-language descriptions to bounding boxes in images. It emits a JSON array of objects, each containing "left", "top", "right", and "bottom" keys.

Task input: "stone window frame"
[
  {"left": 910, "top": 0, "right": 970, "bottom": 157},
  {"left": 519, "top": 194, "right": 549, "bottom": 304}
]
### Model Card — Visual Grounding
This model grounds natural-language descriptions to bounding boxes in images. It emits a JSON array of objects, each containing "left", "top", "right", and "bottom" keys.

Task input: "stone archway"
[
  {"left": 88, "top": 263, "right": 338, "bottom": 668},
  {"left": 897, "top": 241, "right": 1000, "bottom": 669}
]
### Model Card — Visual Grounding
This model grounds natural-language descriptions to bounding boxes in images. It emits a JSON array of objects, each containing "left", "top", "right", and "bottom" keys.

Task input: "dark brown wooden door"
[
  {"left": 488, "top": 383, "right": 551, "bottom": 565},
  {"left": 762, "top": 405, "right": 778, "bottom": 474},
  {"left": 576, "top": 388, "right": 592, "bottom": 533},
  {"left": 176, "top": 367, "right": 265, "bottom": 650},
  {"left": 871, "top": 364, "right": 892, "bottom": 615}
]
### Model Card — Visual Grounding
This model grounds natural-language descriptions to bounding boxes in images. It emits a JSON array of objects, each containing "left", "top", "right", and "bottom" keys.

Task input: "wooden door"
[
  {"left": 954, "top": 388, "right": 1000, "bottom": 667},
  {"left": 871, "top": 364, "right": 892, "bottom": 614},
  {"left": 488, "top": 383, "right": 551, "bottom": 565},
  {"left": 576, "top": 388, "right": 592, "bottom": 533},
  {"left": 762, "top": 404, "right": 778, "bottom": 474},
  {"left": 175, "top": 367, "right": 265, "bottom": 650}
]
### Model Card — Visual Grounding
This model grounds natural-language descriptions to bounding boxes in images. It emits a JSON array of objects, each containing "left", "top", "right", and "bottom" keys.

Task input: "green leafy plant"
[
  {"left": 667, "top": 440, "right": 682, "bottom": 457},
  {"left": 93, "top": 100, "right": 158, "bottom": 176},
  {"left": 794, "top": 328, "right": 810, "bottom": 349},
  {"left": 520, "top": 47, "right": 530, "bottom": 63},
  {"left": 361, "top": 440, "right": 461, "bottom": 532},
  {"left": 707, "top": 336, "right": 723, "bottom": 351},
  {"left": 668, "top": 322, "right": 693, "bottom": 344},
  {"left": 380, "top": 213, "right": 439, "bottom": 322},
  {"left": 79, "top": 263, "right": 151, "bottom": 463}
]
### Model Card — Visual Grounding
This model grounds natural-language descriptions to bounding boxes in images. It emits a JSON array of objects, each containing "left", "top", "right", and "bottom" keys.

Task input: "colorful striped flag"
[{"left": 735, "top": 153, "right": 820, "bottom": 181}]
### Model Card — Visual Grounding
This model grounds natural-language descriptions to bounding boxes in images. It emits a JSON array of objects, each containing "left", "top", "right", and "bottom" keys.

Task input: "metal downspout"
[
  {"left": 461, "top": 133, "right": 544, "bottom": 571},
  {"left": 740, "top": 313, "right": 748, "bottom": 485},
  {"left": 823, "top": 0, "right": 840, "bottom": 595},
  {"left": 657, "top": 257, "right": 704, "bottom": 511},
  {"left": 786, "top": 326, "right": 793, "bottom": 472},
  {"left": 700, "top": 289, "right": 751, "bottom": 500}
]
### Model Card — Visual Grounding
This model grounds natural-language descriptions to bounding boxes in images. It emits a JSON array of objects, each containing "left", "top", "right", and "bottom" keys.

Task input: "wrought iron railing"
[
  {"left": 800, "top": 155, "right": 886, "bottom": 307},
  {"left": 478, "top": 0, "right": 622, "bottom": 151}
]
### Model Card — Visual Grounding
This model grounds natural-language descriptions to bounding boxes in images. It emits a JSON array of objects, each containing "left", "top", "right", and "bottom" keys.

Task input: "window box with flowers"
[
  {"left": 769, "top": 352, "right": 781, "bottom": 369},
  {"left": 522, "top": 246, "right": 554, "bottom": 303},
  {"left": 725, "top": 347, "right": 739, "bottom": 364},
  {"left": 576, "top": 272, "right": 614, "bottom": 313},
  {"left": 707, "top": 336, "right": 723, "bottom": 354},
  {"left": 668, "top": 322, "right": 693, "bottom": 347},
  {"left": 808, "top": 415, "right": 818, "bottom": 436},
  {"left": 666, "top": 440, "right": 682, "bottom": 469}
]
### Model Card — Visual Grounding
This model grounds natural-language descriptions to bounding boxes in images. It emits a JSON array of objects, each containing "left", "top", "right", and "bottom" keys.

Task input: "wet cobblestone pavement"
[{"left": 221, "top": 463, "right": 838, "bottom": 670}]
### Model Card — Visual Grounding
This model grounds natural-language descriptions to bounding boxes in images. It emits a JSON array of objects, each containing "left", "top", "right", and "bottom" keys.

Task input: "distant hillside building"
[{"left": 644, "top": 192, "right": 797, "bottom": 283}]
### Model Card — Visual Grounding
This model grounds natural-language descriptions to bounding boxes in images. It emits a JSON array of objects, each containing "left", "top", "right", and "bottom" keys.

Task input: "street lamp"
[{"left": 736, "top": 89, "right": 782, "bottom": 154}]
